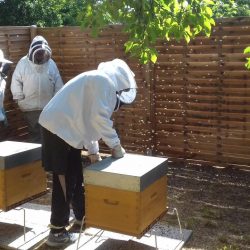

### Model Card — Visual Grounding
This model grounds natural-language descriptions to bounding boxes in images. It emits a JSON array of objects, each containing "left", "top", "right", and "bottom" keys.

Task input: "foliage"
[
  {"left": 212, "top": 0, "right": 237, "bottom": 18},
  {"left": 233, "top": 0, "right": 250, "bottom": 17},
  {"left": 212, "top": 0, "right": 250, "bottom": 18},
  {"left": 59, "top": 0, "right": 84, "bottom": 26},
  {"left": 236, "top": 0, "right": 250, "bottom": 17},
  {"left": 0, "top": 0, "right": 61, "bottom": 26},
  {"left": 0, "top": 0, "right": 83, "bottom": 27},
  {"left": 78, "top": 0, "right": 215, "bottom": 64}
]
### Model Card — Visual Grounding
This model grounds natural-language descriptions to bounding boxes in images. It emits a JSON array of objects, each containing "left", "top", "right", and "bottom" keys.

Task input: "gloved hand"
[
  {"left": 112, "top": 145, "right": 126, "bottom": 158},
  {"left": 88, "top": 153, "right": 102, "bottom": 164}
]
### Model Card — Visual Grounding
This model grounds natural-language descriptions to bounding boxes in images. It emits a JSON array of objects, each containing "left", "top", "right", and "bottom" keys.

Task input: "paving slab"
[{"left": 0, "top": 203, "right": 192, "bottom": 250}]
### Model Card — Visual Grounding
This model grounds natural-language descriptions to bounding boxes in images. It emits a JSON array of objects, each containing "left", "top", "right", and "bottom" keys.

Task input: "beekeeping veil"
[
  {"left": 28, "top": 36, "right": 52, "bottom": 65},
  {"left": 97, "top": 58, "right": 137, "bottom": 111}
]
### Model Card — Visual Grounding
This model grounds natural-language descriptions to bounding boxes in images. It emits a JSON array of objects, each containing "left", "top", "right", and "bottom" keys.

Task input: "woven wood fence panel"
[
  {"left": 153, "top": 17, "right": 250, "bottom": 169},
  {"left": 0, "top": 17, "right": 249, "bottom": 169}
]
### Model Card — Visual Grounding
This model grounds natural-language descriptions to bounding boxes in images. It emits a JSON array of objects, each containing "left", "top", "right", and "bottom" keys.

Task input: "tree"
[
  {"left": 0, "top": 0, "right": 61, "bottom": 26},
  {"left": 212, "top": 0, "right": 237, "bottom": 18},
  {"left": 78, "top": 0, "right": 215, "bottom": 64},
  {"left": 234, "top": 0, "right": 250, "bottom": 17},
  {"left": 58, "top": 0, "right": 85, "bottom": 26},
  {"left": 212, "top": 0, "right": 250, "bottom": 18},
  {"left": 0, "top": 0, "right": 83, "bottom": 27}
]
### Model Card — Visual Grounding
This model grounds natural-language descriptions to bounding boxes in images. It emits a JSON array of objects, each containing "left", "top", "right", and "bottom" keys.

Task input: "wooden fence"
[
  {"left": 153, "top": 17, "right": 250, "bottom": 169},
  {"left": 0, "top": 17, "right": 249, "bottom": 170}
]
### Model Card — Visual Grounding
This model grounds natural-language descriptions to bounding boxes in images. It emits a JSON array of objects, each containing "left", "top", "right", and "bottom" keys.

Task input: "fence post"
[{"left": 30, "top": 25, "right": 37, "bottom": 41}]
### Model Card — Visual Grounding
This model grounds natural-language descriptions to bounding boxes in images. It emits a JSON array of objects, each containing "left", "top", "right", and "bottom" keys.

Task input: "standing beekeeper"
[
  {"left": 0, "top": 49, "right": 12, "bottom": 128},
  {"left": 10, "top": 35, "right": 63, "bottom": 142},
  {"left": 39, "top": 58, "right": 137, "bottom": 247}
]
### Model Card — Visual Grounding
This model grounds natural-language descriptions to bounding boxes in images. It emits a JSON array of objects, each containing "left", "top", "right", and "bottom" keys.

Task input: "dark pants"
[
  {"left": 41, "top": 127, "right": 85, "bottom": 231},
  {"left": 51, "top": 162, "right": 85, "bottom": 228},
  {"left": 23, "top": 110, "right": 42, "bottom": 143}
]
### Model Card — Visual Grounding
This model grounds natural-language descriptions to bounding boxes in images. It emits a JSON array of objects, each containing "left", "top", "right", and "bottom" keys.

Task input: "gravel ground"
[{"left": 164, "top": 160, "right": 250, "bottom": 250}]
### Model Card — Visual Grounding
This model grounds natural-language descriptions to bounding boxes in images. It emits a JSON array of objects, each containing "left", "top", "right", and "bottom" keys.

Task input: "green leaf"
[
  {"left": 245, "top": 58, "right": 250, "bottom": 69},
  {"left": 151, "top": 53, "right": 157, "bottom": 64},
  {"left": 165, "top": 31, "right": 170, "bottom": 41},
  {"left": 173, "top": 0, "right": 180, "bottom": 14},
  {"left": 203, "top": 0, "right": 214, "bottom": 5},
  {"left": 184, "top": 32, "right": 191, "bottom": 43},
  {"left": 185, "top": 26, "right": 192, "bottom": 36},
  {"left": 205, "top": 7, "right": 213, "bottom": 17},
  {"left": 125, "top": 41, "right": 133, "bottom": 52},
  {"left": 203, "top": 20, "right": 212, "bottom": 35},
  {"left": 244, "top": 47, "right": 250, "bottom": 54},
  {"left": 210, "top": 18, "right": 216, "bottom": 26}
]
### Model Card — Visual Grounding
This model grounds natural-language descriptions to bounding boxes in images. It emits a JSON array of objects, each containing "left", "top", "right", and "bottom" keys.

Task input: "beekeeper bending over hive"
[{"left": 38, "top": 58, "right": 137, "bottom": 247}]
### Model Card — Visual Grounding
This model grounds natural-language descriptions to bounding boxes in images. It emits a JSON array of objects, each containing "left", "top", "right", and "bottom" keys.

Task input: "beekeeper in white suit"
[
  {"left": 0, "top": 49, "right": 12, "bottom": 127},
  {"left": 10, "top": 35, "right": 63, "bottom": 142},
  {"left": 38, "top": 58, "right": 137, "bottom": 247}
]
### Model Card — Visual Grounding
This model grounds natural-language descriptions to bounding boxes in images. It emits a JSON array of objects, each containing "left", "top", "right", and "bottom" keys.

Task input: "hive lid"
[
  {"left": 0, "top": 141, "right": 41, "bottom": 169},
  {"left": 84, "top": 153, "right": 168, "bottom": 192}
]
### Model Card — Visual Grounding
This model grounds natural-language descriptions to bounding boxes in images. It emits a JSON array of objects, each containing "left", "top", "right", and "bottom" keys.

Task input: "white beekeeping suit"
[
  {"left": 39, "top": 59, "right": 137, "bottom": 247},
  {"left": 0, "top": 49, "right": 12, "bottom": 126},
  {"left": 10, "top": 36, "right": 63, "bottom": 142},
  {"left": 39, "top": 58, "right": 137, "bottom": 156},
  {"left": 11, "top": 36, "right": 63, "bottom": 111}
]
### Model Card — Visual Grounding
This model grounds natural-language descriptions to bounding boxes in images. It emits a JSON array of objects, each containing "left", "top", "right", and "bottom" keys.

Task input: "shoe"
[
  {"left": 46, "top": 230, "right": 78, "bottom": 247},
  {"left": 68, "top": 219, "right": 85, "bottom": 233},
  {"left": 74, "top": 219, "right": 82, "bottom": 226}
]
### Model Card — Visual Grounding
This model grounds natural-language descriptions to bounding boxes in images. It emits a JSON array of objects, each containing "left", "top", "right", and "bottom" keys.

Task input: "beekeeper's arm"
[
  {"left": 84, "top": 141, "right": 102, "bottom": 163},
  {"left": 50, "top": 60, "right": 64, "bottom": 94},
  {"left": 92, "top": 92, "right": 126, "bottom": 159},
  {"left": 11, "top": 61, "right": 25, "bottom": 100},
  {"left": 85, "top": 114, "right": 125, "bottom": 162}
]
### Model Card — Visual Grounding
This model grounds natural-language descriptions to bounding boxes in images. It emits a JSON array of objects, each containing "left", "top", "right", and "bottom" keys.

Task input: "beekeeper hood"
[
  {"left": 28, "top": 36, "right": 52, "bottom": 65},
  {"left": 0, "top": 49, "right": 12, "bottom": 79},
  {"left": 0, "top": 49, "right": 12, "bottom": 64},
  {"left": 98, "top": 58, "right": 137, "bottom": 111}
]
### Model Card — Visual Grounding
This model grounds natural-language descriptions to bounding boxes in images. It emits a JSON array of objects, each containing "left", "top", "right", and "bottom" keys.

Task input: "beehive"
[
  {"left": 0, "top": 141, "right": 47, "bottom": 211},
  {"left": 84, "top": 153, "right": 168, "bottom": 237}
]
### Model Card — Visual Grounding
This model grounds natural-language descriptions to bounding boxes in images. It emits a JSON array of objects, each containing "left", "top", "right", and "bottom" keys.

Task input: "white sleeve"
[
  {"left": 10, "top": 61, "right": 25, "bottom": 100},
  {"left": 50, "top": 60, "right": 64, "bottom": 94},
  {"left": 0, "top": 79, "right": 6, "bottom": 93},
  {"left": 84, "top": 141, "right": 99, "bottom": 154},
  {"left": 0, "top": 79, "right": 6, "bottom": 110},
  {"left": 94, "top": 107, "right": 121, "bottom": 149},
  {"left": 91, "top": 84, "right": 121, "bottom": 149},
  {"left": 80, "top": 75, "right": 121, "bottom": 150}
]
